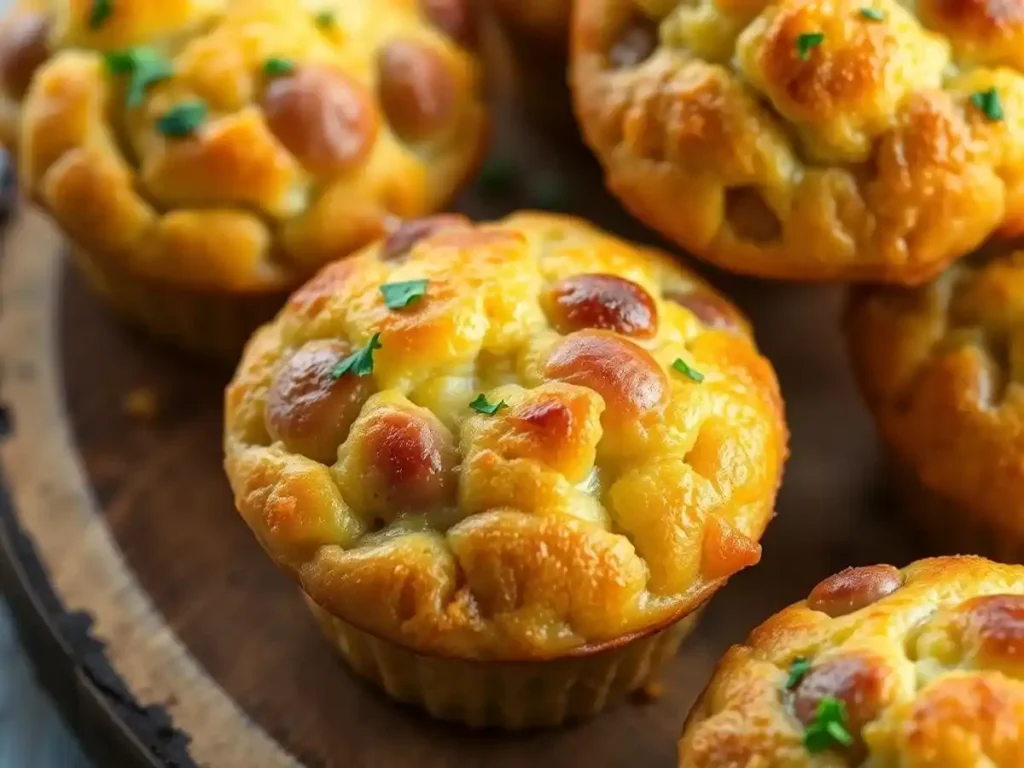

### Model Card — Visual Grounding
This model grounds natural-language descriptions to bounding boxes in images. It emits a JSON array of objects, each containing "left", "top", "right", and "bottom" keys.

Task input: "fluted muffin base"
[
  {"left": 306, "top": 596, "right": 701, "bottom": 730},
  {"left": 71, "top": 247, "right": 287, "bottom": 362}
]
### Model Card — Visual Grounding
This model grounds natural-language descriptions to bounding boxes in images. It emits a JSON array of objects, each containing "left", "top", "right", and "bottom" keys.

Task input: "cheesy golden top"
[
  {"left": 572, "top": 0, "right": 1024, "bottom": 284},
  {"left": 15, "top": 0, "right": 484, "bottom": 293},
  {"left": 224, "top": 212, "right": 787, "bottom": 659},
  {"left": 680, "top": 557, "right": 1024, "bottom": 767}
]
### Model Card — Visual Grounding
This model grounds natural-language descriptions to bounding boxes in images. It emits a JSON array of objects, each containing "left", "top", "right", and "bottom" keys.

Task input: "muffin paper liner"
[
  {"left": 70, "top": 247, "right": 288, "bottom": 362},
  {"left": 891, "top": 455, "right": 1024, "bottom": 563},
  {"left": 305, "top": 596, "right": 702, "bottom": 729}
]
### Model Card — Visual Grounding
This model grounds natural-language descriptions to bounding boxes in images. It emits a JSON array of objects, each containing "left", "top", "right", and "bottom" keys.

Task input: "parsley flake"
[
  {"left": 469, "top": 394, "right": 507, "bottom": 416},
  {"left": 105, "top": 48, "right": 172, "bottom": 108},
  {"left": 331, "top": 333, "right": 382, "bottom": 379},
  {"left": 796, "top": 32, "right": 825, "bottom": 61},
  {"left": 89, "top": 0, "right": 113, "bottom": 29},
  {"left": 314, "top": 10, "right": 336, "bottom": 29},
  {"left": 263, "top": 57, "right": 296, "bottom": 77},
  {"left": 803, "top": 696, "right": 854, "bottom": 753},
  {"left": 672, "top": 358, "right": 705, "bottom": 383},
  {"left": 380, "top": 279, "right": 428, "bottom": 310},
  {"left": 858, "top": 7, "right": 885, "bottom": 20},
  {"left": 786, "top": 657, "right": 812, "bottom": 689},
  {"left": 156, "top": 101, "right": 208, "bottom": 137},
  {"left": 971, "top": 87, "right": 1004, "bottom": 122}
]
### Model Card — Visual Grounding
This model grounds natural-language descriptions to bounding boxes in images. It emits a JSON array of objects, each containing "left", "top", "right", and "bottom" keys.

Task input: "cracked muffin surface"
[
  {"left": 679, "top": 556, "right": 1024, "bottom": 766},
  {"left": 571, "top": 0, "right": 1024, "bottom": 283},
  {"left": 847, "top": 249, "right": 1024, "bottom": 557},
  {"left": 224, "top": 212, "right": 788, "bottom": 660},
  {"left": 18, "top": 0, "right": 485, "bottom": 295}
]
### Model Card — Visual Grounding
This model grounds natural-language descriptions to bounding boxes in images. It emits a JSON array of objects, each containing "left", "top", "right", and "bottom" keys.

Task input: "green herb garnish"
[
  {"left": 786, "top": 657, "right": 812, "bottom": 689},
  {"left": 156, "top": 101, "right": 208, "bottom": 138},
  {"left": 380, "top": 279, "right": 428, "bottom": 310},
  {"left": 971, "top": 87, "right": 1004, "bottom": 122},
  {"left": 803, "top": 696, "right": 854, "bottom": 753},
  {"left": 858, "top": 7, "right": 885, "bottom": 20},
  {"left": 314, "top": 10, "right": 335, "bottom": 29},
  {"left": 796, "top": 32, "right": 825, "bottom": 61},
  {"left": 105, "top": 48, "right": 172, "bottom": 108},
  {"left": 263, "top": 57, "right": 296, "bottom": 77},
  {"left": 469, "top": 394, "right": 507, "bottom": 416},
  {"left": 331, "top": 333, "right": 382, "bottom": 379},
  {"left": 89, "top": 0, "right": 113, "bottom": 29},
  {"left": 672, "top": 358, "right": 705, "bottom": 383}
]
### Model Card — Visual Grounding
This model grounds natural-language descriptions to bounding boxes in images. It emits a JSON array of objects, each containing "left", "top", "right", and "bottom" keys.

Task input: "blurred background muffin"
[
  {"left": 224, "top": 211, "right": 788, "bottom": 728},
  {"left": 572, "top": 0, "right": 1024, "bottom": 284},
  {"left": 846, "top": 248, "right": 1024, "bottom": 561},
  {"left": 489, "top": 0, "right": 574, "bottom": 136},
  {"left": 679, "top": 556, "right": 1024, "bottom": 766},
  {"left": 16, "top": 0, "right": 485, "bottom": 359}
]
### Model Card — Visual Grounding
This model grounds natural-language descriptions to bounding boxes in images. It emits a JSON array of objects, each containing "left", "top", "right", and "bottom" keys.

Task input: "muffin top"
[
  {"left": 572, "top": 0, "right": 1024, "bottom": 284},
  {"left": 492, "top": 0, "right": 570, "bottom": 45},
  {"left": 17, "top": 0, "right": 484, "bottom": 293},
  {"left": 224, "top": 212, "right": 787, "bottom": 660},
  {"left": 680, "top": 556, "right": 1024, "bottom": 766},
  {"left": 846, "top": 249, "right": 1024, "bottom": 542}
]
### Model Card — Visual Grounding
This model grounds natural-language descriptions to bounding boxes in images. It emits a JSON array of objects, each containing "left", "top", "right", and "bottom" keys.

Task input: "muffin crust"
[
  {"left": 224, "top": 212, "right": 788, "bottom": 660},
  {"left": 572, "top": 0, "right": 1024, "bottom": 283},
  {"left": 679, "top": 557, "right": 1024, "bottom": 766},
  {"left": 18, "top": 0, "right": 485, "bottom": 293}
]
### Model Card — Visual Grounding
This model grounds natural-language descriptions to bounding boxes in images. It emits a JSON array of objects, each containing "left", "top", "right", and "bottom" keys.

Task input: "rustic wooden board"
[{"left": 0, "top": 59, "right": 927, "bottom": 766}]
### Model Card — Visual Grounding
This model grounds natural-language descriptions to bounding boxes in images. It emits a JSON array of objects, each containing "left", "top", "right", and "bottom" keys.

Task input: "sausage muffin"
[
  {"left": 224, "top": 211, "right": 788, "bottom": 728},
  {"left": 846, "top": 249, "right": 1024, "bottom": 561},
  {"left": 572, "top": 0, "right": 1024, "bottom": 284},
  {"left": 18, "top": 0, "right": 485, "bottom": 359},
  {"left": 490, "top": 0, "right": 574, "bottom": 134},
  {"left": 679, "top": 556, "right": 1024, "bottom": 766}
]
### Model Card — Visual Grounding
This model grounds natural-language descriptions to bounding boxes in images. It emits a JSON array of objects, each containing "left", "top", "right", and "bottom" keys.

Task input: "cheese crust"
[{"left": 224, "top": 212, "right": 788, "bottom": 660}]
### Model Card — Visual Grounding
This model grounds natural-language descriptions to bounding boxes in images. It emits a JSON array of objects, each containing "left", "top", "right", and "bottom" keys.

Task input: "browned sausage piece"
[
  {"left": 377, "top": 39, "right": 457, "bottom": 143},
  {"left": 542, "top": 274, "right": 658, "bottom": 338}
]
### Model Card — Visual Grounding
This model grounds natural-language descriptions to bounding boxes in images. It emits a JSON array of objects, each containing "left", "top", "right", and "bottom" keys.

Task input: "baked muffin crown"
[
  {"left": 679, "top": 556, "right": 1024, "bottom": 766},
  {"left": 17, "top": 0, "right": 484, "bottom": 292},
  {"left": 224, "top": 212, "right": 788, "bottom": 659},
  {"left": 846, "top": 249, "right": 1024, "bottom": 544},
  {"left": 572, "top": 0, "right": 1024, "bottom": 283}
]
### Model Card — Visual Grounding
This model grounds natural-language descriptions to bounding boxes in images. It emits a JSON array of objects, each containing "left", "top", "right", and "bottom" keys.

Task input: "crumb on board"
[
  {"left": 631, "top": 678, "right": 665, "bottom": 704},
  {"left": 122, "top": 387, "right": 160, "bottom": 421}
]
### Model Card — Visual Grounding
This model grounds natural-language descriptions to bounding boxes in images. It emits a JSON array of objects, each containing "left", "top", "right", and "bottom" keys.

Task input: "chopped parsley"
[
  {"left": 971, "top": 87, "right": 1004, "bottom": 122},
  {"left": 803, "top": 696, "right": 854, "bottom": 753},
  {"left": 105, "top": 48, "right": 173, "bottom": 108},
  {"left": 314, "top": 10, "right": 336, "bottom": 29},
  {"left": 796, "top": 32, "right": 825, "bottom": 61},
  {"left": 263, "top": 57, "right": 296, "bottom": 77},
  {"left": 331, "top": 333, "right": 382, "bottom": 379},
  {"left": 156, "top": 101, "right": 208, "bottom": 138},
  {"left": 469, "top": 394, "right": 507, "bottom": 416},
  {"left": 786, "top": 657, "right": 812, "bottom": 689},
  {"left": 672, "top": 358, "right": 705, "bottom": 383},
  {"left": 89, "top": 0, "right": 113, "bottom": 29},
  {"left": 858, "top": 7, "right": 885, "bottom": 20},
  {"left": 380, "top": 279, "right": 429, "bottom": 310}
]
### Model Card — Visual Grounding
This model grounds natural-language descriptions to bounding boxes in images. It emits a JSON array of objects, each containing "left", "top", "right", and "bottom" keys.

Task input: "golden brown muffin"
[
  {"left": 679, "top": 556, "right": 1024, "bottom": 766},
  {"left": 18, "top": 0, "right": 485, "bottom": 358},
  {"left": 572, "top": 0, "right": 1024, "bottom": 284},
  {"left": 224, "top": 211, "right": 788, "bottom": 728},
  {"left": 846, "top": 249, "right": 1024, "bottom": 560},
  {"left": 489, "top": 0, "right": 574, "bottom": 134}
]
